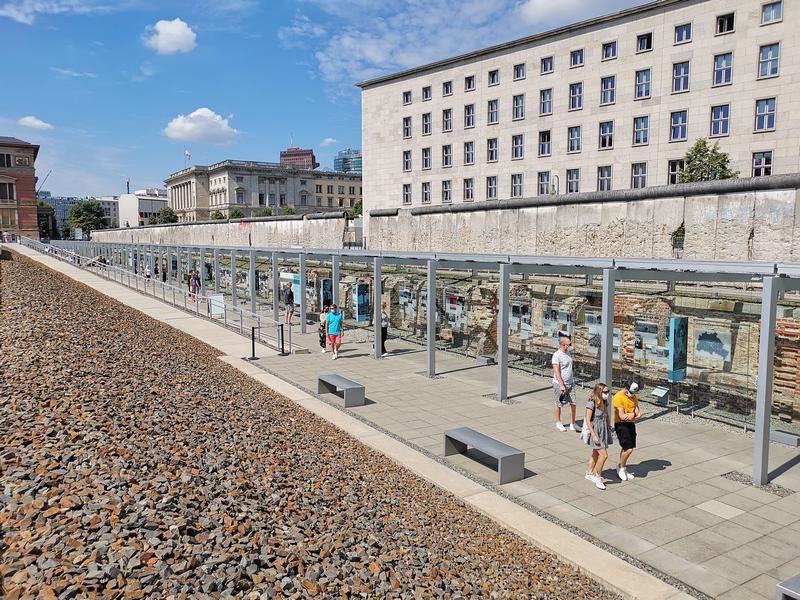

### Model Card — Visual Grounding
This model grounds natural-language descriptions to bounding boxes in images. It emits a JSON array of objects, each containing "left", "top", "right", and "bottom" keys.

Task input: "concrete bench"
[
  {"left": 444, "top": 427, "right": 525, "bottom": 485},
  {"left": 777, "top": 575, "right": 800, "bottom": 600},
  {"left": 317, "top": 374, "right": 365, "bottom": 408}
]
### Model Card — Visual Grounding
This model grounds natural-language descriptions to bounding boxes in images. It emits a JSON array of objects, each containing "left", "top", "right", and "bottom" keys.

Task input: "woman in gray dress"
[{"left": 584, "top": 383, "right": 613, "bottom": 490}]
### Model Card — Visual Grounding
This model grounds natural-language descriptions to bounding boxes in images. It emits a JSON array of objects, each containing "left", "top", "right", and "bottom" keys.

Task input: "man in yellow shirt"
[{"left": 612, "top": 380, "right": 641, "bottom": 481}]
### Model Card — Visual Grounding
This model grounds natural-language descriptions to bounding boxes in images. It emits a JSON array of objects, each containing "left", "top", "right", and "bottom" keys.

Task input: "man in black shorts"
[{"left": 612, "top": 380, "right": 641, "bottom": 481}]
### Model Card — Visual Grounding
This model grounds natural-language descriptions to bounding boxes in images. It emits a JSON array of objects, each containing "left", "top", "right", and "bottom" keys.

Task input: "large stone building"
[
  {"left": 279, "top": 147, "right": 318, "bottom": 170},
  {"left": 165, "top": 160, "right": 362, "bottom": 222},
  {"left": 359, "top": 0, "right": 796, "bottom": 218},
  {"left": 0, "top": 136, "right": 39, "bottom": 240}
]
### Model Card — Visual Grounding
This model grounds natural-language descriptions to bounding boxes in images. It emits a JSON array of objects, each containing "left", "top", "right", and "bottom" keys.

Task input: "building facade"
[
  {"left": 118, "top": 189, "right": 168, "bottom": 227},
  {"left": 0, "top": 136, "right": 39, "bottom": 239},
  {"left": 165, "top": 160, "right": 362, "bottom": 221},
  {"left": 96, "top": 196, "right": 120, "bottom": 229},
  {"left": 333, "top": 148, "right": 363, "bottom": 174},
  {"left": 359, "top": 0, "right": 797, "bottom": 216},
  {"left": 280, "top": 147, "right": 319, "bottom": 170},
  {"left": 50, "top": 195, "right": 118, "bottom": 234}
]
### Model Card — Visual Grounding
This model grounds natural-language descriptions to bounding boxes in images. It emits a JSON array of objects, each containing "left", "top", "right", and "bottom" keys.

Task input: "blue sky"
[{"left": 1, "top": 0, "right": 641, "bottom": 197}]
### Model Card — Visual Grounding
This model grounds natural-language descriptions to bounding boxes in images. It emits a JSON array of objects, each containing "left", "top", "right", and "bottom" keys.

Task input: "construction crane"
[{"left": 36, "top": 169, "right": 52, "bottom": 195}]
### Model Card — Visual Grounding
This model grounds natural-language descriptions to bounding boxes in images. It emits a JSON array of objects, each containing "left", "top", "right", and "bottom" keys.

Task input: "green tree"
[
  {"left": 61, "top": 223, "right": 72, "bottom": 239},
  {"left": 351, "top": 199, "right": 362, "bottom": 217},
  {"left": 156, "top": 206, "right": 178, "bottom": 224},
  {"left": 229, "top": 207, "right": 244, "bottom": 219},
  {"left": 283, "top": 206, "right": 295, "bottom": 215},
  {"left": 68, "top": 199, "right": 105, "bottom": 235},
  {"left": 209, "top": 210, "right": 225, "bottom": 220},
  {"left": 678, "top": 139, "right": 739, "bottom": 183},
  {"left": 254, "top": 207, "right": 272, "bottom": 217}
]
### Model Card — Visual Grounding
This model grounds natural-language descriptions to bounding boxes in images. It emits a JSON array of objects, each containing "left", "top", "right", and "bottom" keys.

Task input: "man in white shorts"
[{"left": 552, "top": 335, "right": 578, "bottom": 432}]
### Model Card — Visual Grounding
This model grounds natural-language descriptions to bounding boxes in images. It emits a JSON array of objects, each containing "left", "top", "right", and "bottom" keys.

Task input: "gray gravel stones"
[{"left": 0, "top": 249, "right": 620, "bottom": 599}]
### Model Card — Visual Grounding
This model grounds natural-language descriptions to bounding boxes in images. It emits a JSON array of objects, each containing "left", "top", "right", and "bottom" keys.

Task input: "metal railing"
[{"left": 17, "top": 237, "right": 293, "bottom": 354}]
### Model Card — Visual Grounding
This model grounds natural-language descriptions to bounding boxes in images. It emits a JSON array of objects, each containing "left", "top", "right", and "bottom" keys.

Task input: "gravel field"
[{"left": 0, "top": 250, "right": 620, "bottom": 599}]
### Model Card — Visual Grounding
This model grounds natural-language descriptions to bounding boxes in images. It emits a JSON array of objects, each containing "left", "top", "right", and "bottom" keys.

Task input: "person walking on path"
[
  {"left": 583, "top": 383, "right": 613, "bottom": 490},
  {"left": 552, "top": 336, "right": 578, "bottom": 432},
  {"left": 326, "top": 304, "right": 344, "bottom": 360},
  {"left": 318, "top": 306, "right": 329, "bottom": 353},
  {"left": 372, "top": 302, "right": 390, "bottom": 356},
  {"left": 283, "top": 282, "right": 295, "bottom": 325},
  {"left": 612, "top": 379, "right": 642, "bottom": 481},
  {"left": 193, "top": 270, "right": 202, "bottom": 299}
]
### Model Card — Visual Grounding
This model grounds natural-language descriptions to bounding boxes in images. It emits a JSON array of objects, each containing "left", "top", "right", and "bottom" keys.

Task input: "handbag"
[{"left": 580, "top": 403, "right": 595, "bottom": 445}]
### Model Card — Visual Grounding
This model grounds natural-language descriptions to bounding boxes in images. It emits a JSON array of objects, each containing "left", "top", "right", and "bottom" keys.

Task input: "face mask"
[
  {"left": 630, "top": 383, "right": 639, "bottom": 393},
  {"left": 601, "top": 392, "right": 609, "bottom": 400},
  {"left": 566, "top": 346, "right": 573, "bottom": 355}
]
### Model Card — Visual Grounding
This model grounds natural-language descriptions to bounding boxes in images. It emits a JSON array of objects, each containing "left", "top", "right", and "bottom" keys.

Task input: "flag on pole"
[{"left": 184, "top": 147, "right": 192, "bottom": 162}]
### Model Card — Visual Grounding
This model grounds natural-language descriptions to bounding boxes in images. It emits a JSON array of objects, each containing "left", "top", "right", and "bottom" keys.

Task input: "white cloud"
[
  {"left": 0, "top": 0, "right": 117, "bottom": 24},
  {"left": 18, "top": 115, "right": 53, "bottom": 130},
  {"left": 318, "top": 137, "right": 337, "bottom": 148},
  {"left": 163, "top": 108, "right": 238, "bottom": 144},
  {"left": 50, "top": 66, "right": 97, "bottom": 78},
  {"left": 278, "top": 14, "right": 326, "bottom": 48},
  {"left": 143, "top": 18, "right": 196, "bottom": 55}
]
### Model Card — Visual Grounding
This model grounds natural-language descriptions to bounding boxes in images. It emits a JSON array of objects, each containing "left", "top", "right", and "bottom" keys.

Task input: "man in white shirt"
[{"left": 552, "top": 335, "right": 578, "bottom": 432}]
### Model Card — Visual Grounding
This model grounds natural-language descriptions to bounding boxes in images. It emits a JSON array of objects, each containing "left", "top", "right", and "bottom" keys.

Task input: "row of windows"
[
  {"left": 400, "top": 152, "right": 775, "bottom": 205},
  {"left": 314, "top": 184, "right": 359, "bottom": 194},
  {"left": 0, "top": 153, "right": 31, "bottom": 168},
  {"left": 401, "top": 3, "right": 784, "bottom": 105}
]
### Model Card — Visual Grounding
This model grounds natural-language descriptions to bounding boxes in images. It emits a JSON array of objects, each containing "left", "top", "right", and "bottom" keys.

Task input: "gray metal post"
[
  {"left": 754, "top": 276, "right": 780, "bottom": 485},
  {"left": 176, "top": 246, "right": 182, "bottom": 282},
  {"left": 249, "top": 249, "right": 257, "bottom": 314},
  {"left": 373, "top": 257, "right": 383, "bottom": 359},
  {"left": 426, "top": 260, "right": 436, "bottom": 377},
  {"left": 272, "top": 251, "right": 280, "bottom": 322},
  {"left": 230, "top": 250, "right": 237, "bottom": 307},
  {"left": 148, "top": 247, "right": 155, "bottom": 273},
  {"left": 213, "top": 248, "right": 220, "bottom": 293},
  {"left": 332, "top": 255, "right": 340, "bottom": 307},
  {"left": 497, "top": 263, "right": 510, "bottom": 401},
  {"left": 167, "top": 246, "right": 173, "bottom": 282},
  {"left": 600, "top": 268, "right": 616, "bottom": 387},
  {"left": 299, "top": 253, "right": 307, "bottom": 334}
]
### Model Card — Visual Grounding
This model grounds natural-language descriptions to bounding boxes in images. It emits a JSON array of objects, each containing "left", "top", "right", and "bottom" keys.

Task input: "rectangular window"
[
  {"left": 567, "top": 168, "right": 580, "bottom": 193},
  {"left": 668, "top": 160, "right": 685, "bottom": 184},
  {"left": 567, "top": 126, "right": 582, "bottom": 153},
  {"left": 442, "top": 144, "right": 452, "bottom": 167},
  {"left": 403, "top": 183, "right": 412, "bottom": 205},
  {"left": 422, "top": 182, "right": 431, "bottom": 203},
  {"left": 0, "top": 182, "right": 15, "bottom": 200},
  {"left": 635, "top": 68, "right": 651, "bottom": 99},
  {"left": 631, "top": 162, "right": 647, "bottom": 189},
  {"left": 513, "top": 63, "right": 526, "bottom": 80},
  {"left": 752, "top": 151, "right": 773, "bottom": 176},
  {"left": 670, "top": 110, "right": 688, "bottom": 141},
  {"left": 465, "top": 75, "right": 475, "bottom": 91},
  {"left": 762, "top": 1, "right": 782, "bottom": 24},
  {"left": 540, "top": 56, "right": 554, "bottom": 74},
  {"left": 327, "top": 185, "right": 333, "bottom": 194},
  {"left": 422, "top": 112, "right": 431, "bottom": 135},
  {"left": 338, "top": 185, "right": 345, "bottom": 194},
  {"left": 710, "top": 104, "right": 730, "bottom": 137},
  {"left": 633, "top": 116, "right": 649, "bottom": 145},
  {"left": 463, "top": 178, "right": 474, "bottom": 201},
  {"left": 538, "top": 130, "right": 551, "bottom": 156},
  {"left": 599, "top": 121, "right": 614, "bottom": 149},
  {"left": 487, "top": 138, "right": 498, "bottom": 162},
  {"left": 602, "top": 41, "right": 617, "bottom": 61},
  {"left": 442, "top": 108, "right": 452, "bottom": 132},
  {"left": 402, "top": 91, "right": 411, "bottom": 105},
  {"left": 512, "top": 134, "right": 524, "bottom": 159},
  {"left": 672, "top": 62, "right": 690, "bottom": 93},
  {"left": 487, "top": 99, "right": 499, "bottom": 124},
  {"left": 513, "top": 94, "right": 525, "bottom": 120},
  {"left": 637, "top": 32, "right": 653, "bottom": 53},
  {"left": 403, "top": 116, "right": 412, "bottom": 138},
  {"left": 540, "top": 88, "right": 553, "bottom": 115},
  {"left": 759, "top": 43, "right": 780, "bottom": 78},
  {"left": 464, "top": 104, "right": 475, "bottom": 128},
  {"left": 464, "top": 141, "right": 475, "bottom": 165},
  {"left": 422, "top": 147, "right": 431, "bottom": 169},
  {"left": 422, "top": 85, "right": 432, "bottom": 101},
  {"left": 570, "top": 49, "right": 584, "bottom": 68},
  {"left": 403, "top": 150, "right": 412, "bottom": 171},
  {"left": 315, "top": 184, "right": 322, "bottom": 193},
  {"left": 511, "top": 174, "right": 523, "bottom": 198},
  {"left": 597, "top": 166, "right": 613, "bottom": 191},
  {"left": 486, "top": 176, "right": 497, "bottom": 200},
  {"left": 716, "top": 13, "right": 735, "bottom": 34},
  {"left": 569, "top": 82, "right": 583, "bottom": 110},
  {"left": 537, "top": 171, "right": 550, "bottom": 196},
  {"left": 755, "top": 97, "right": 776, "bottom": 132},
  {"left": 600, "top": 76, "right": 615, "bottom": 105},
  {"left": 442, "top": 180, "right": 452, "bottom": 203},
  {"left": 675, "top": 23, "right": 692, "bottom": 44},
  {"left": 713, "top": 53, "right": 733, "bottom": 86},
  {"left": 488, "top": 69, "right": 499, "bottom": 86},
  {"left": 0, "top": 154, "right": 11, "bottom": 168},
  {"left": 443, "top": 80, "right": 453, "bottom": 96}
]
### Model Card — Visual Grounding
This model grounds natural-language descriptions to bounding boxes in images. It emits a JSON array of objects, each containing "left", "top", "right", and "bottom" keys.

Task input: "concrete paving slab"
[{"left": 695, "top": 499, "right": 745, "bottom": 520}]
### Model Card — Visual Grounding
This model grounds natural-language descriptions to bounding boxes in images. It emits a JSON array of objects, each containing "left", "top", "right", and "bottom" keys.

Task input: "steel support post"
[
  {"left": 272, "top": 251, "right": 280, "bottom": 322},
  {"left": 299, "top": 253, "right": 307, "bottom": 334},
  {"left": 754, "top": 276, "right": 780, "bottom": 485},
  {"left": 213, "top": 248, "right": 220, "bottom": 293},
  {"left": 497, "top": 263, "right": 510, "bottom": 401},
  {"left": 230, "top": 250, "right": 237, "bottom": 307},
  {"left": 176, "top": 246, "right": 182, "bottom": 282},
  {"left": 600, "top": 268, "right": 616, "bottom": 387},
  {"left": 426, "top": 260, "right": 436, "bottom": 377},
  {"left": 167, "top": 247, "right": 173, "bottom": 282},
  {"left": 148, "top": 247, "right": 155, "bottom": 273},
  {"left": 332, "top": 255, "right": 340, "bottom": 307},
  {"left": 249, "top": 249, "right": 257, "bottom": 315},
  {"left": 373, "top": 257, "right": 383, "bottom": 359}
]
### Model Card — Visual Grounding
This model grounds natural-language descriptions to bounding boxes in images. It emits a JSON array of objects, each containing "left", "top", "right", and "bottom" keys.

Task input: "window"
[
  {"left": 710, "top": 104, "right": 730, "bottom": 137},
  {"left": 599, "top": 121, "right": 614, "bottom": 149},
  {"left": 236, "top": 190, "right": 244, "bottom": 203},
  {"left": 442, "top": 180, "right": 452, "bottom": 203},
  {"left": 422, "top": 182, "right": 431, "bottom": 203},
  {"left": 672, "top": 62, "right": 690, "bottom": 93},
  {"left": 541, "top": 56, "right": 554, "bottom": 74},
  {"left": 537, "top": 172, "right": 550, "bottom": 196},
  {"left": 513, "top": 63, "right": 526, "bottom": 80},
  {"left": 442, "top": 144, "right": 452, "bottom": 167},
  {"left": 600, "top": 76, "right": 615, "bottom": 105},
  {"left": 486, "top": 176, "right": 497, "bottom": 200},
  {"left": 403, "top": 150, "right": 412, "bottom": 171},
  {"left": 538, "top": 131, "right": 551, "bottom": 156},
  {"left": 488, "top": 69, "right": 500, "bottom": 86},
  {"left": 752, "top": 151, "right": 773, "bottom": 176},
  {"left": 567, "top": 126, "right": 582, "bottom": 153},
  {"left": 403, "top": 116, "right": 412, "bottom": 138},
  {"left": 668, "top": 160, "right": 685, "bottom": 184},
  {"left": 422, "top": 112, "right": 432, "bottom": 135},
  {"left": 762, "top": 1, "right": 782, "bottom": 24},
  {"left": 513, "top": 94, "right": 525, "bottom": 120},
  {"left": 633, "top": 116, "right": 649, "bottom": 145},
  {"left": 315, "top": 184, "right": 322, "bottom": 193},
  {"left": 465, "top": 75, "right": 475, "bottom": 91},
  {"left": 403, "top": 90, "right": 412, "bottom": 105},
  {"left": 443, "top": 108, "right": 452, "bottom": 132},
  {"left": 0, "top": 182, "right": 15, "bottom": 200},
  {"left": 443, "top": 80, "right": 453, "bottom": 96},
  {"left": 759, "top": 43, "right": 780, "bottom": 78},
  {"left": 316, "top": 197, "right": 322, "bottom": 206},
  {"left": 422, "top": 147, "right": 431, "bottom": 169},
  {"left": 349, "top": 186, "right": 355, "bottom": 195},
  {"left": 602, "top": 41, "right": 617, "bottom": 61},
  {"left": 631, "top": 162, "right": 647, "bottom": 188},
  {"left": 512, "top": 134, "right": 524, "bottom": 159},
  {"left": 338, "top": 185, "right": 345, "bottom": 194},
  {"left": 236, "top": 176, "right": 244, "bottom": 182},
  {"left": 670, "top": 110, "right": 688, "bottom": 141},
  {"left": 464, "top": 104, "right": 475, "bottom": 128},
  {"left": 637, "top": 32, "right": 653, "bottom": 53},
  {"left": 463, "top": 178, "right": 474, "bottom": 201},
  {"left": 713, "top": 53, "right": 733, "bottom": 86},
  {"left": 716, "top": 13, "right": 735, "bottom": 34},
  {"left": 487, "top": 138, "right": 498, "bottom": 162},
  {"left": 635, "top": 69, "right": 651, "bottom": 99},
  {"left": 403, "top": 183, "right": 412, "bottom": 205},
  {"left": 511, "top": 174, "right": 523, "bottom": 198},
  {"left": 597, "top": 166, "right": 613, "bottom": 191},
  {"left": 755, "top": 97, "right": 776, "bottom": 132},
  {"left": 487, "top": 99, "right": 499, "bottom": 124},
  {"left": 327, "top": 185, "right": 333, "bottom": 194},
  {"left": 675, "top": 23, "right": 692, "bottom": 44},
  {"left": 540, "top": 88, "right": 553, "bottom": 115},
  {"left": 569, "top": 82, "right": 583, "bottom": 110},
  {"left": 464, "top": 141, "right": 475, "bottom": 164},
  {"left": 422, "top": 85, "right": 432, "bottom": 101},
  {"left": 570, "top": 49, "right": 584, "bottom": 68}
]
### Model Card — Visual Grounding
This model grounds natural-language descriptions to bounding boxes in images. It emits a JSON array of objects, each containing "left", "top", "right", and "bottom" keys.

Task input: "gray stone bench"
[
  {"left": 777, "top": 575, "right": 800, "bottom": 600},
  {"left": 444, "top": 427, "right": 525, "bottom": 485},
  {"left": 317, "top": 374, "right": 365, "bottom": 408}
]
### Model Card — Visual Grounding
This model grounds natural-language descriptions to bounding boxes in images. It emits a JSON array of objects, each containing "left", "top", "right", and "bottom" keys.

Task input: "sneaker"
[
  {"left": 332, "top": 354, "right": 337, "bottom": 361},
  {"left": 617, "top": 467, "right": 628, "bottom": 481},
  {"left": 624, "top": 469, "right": 635, "bottom": 479},
  {"left": 382, "top": 352, "right": 389, "bottom": 357},
  {"left": 569, "top": 423, "right": 579, "bottom": 432},
  {"left": 321, "top": 348, "right": 327, "bottom": 353},
  {"left": 555, "top": 422, "right": 567, "bottom": 432},
  {"left": 594, "top": 476, "right": 607, "bottom": 490},
  {"left": 584, "top": 473, "right": 596, "bottom": 482}
]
